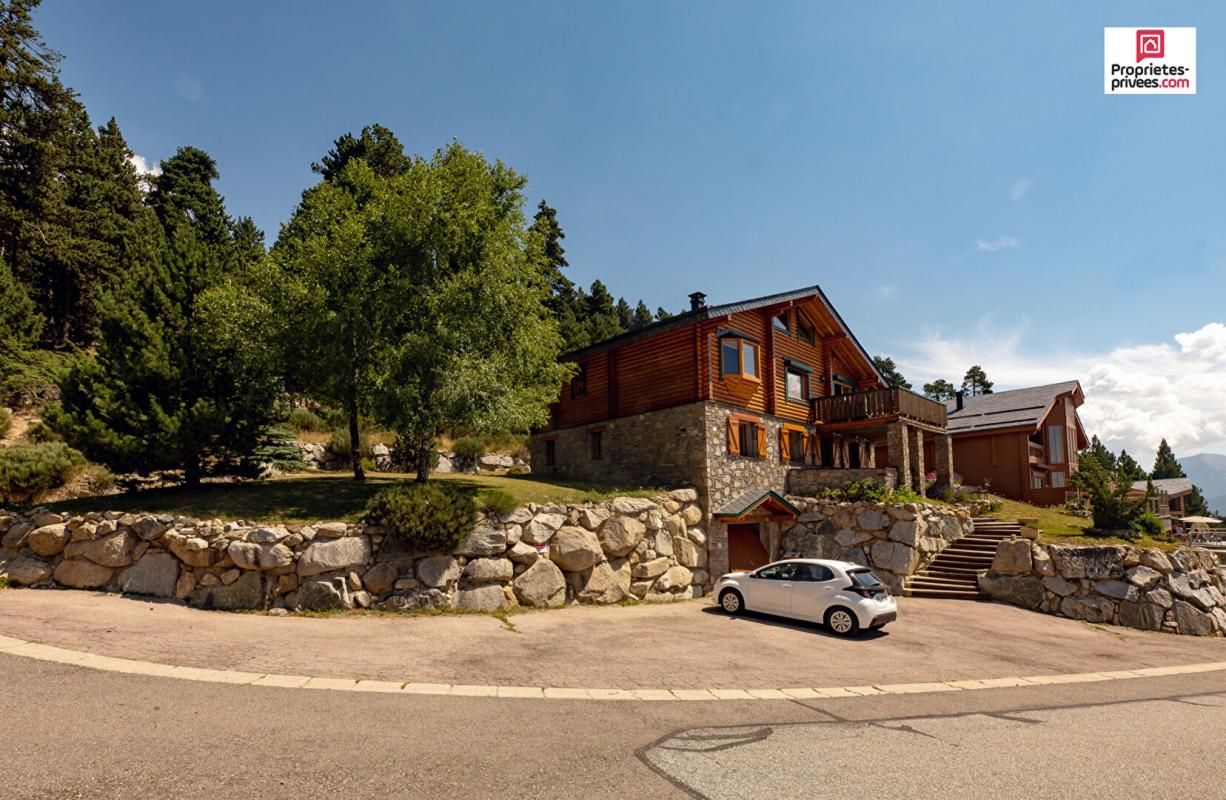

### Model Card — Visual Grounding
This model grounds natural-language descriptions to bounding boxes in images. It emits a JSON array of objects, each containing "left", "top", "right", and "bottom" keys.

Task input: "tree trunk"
[
  {"left": 414, "top": 434, "right": 433, "bottom": 483},
  {"left": 348, "top": 393, "right": 365, "bottom": 481},
  {"left": 184, "top": 455, "right": 202, "bottom": 487}
]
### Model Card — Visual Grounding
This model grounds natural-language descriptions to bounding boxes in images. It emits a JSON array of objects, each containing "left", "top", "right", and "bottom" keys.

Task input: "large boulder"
[
  {"left": 632, "top": 556, "right": 671, "bottom": 580},
  {"left": 597, "top": 516, "right": 645, "bottom": 557},
  {"left": 549, "top": 527, "right": 603, "bottom": 572},
  {"left": 990, "top": 539, "right": 1033, "bottom": 574},
  {"left": 857, "top": 509, "right": 890, "bottom": 531},
  {"left": 869, "top": 540, "right": 912, "bottom": 574},
  {"left": 1173, "top": 600, "right": 1218, "bottom": 636},
  {"left": 1059, "top": 594, "right": 1116, "bottom": 623},
  {"left": 362, "top": 562, "right": 399, "bottom": 596},
  {"left": 167, "top": 536, "right": 217, "bottom": 568},
  {"left": 417, "top": 555, "right": 461, "bottom": 587},
  {"left": 297, "top": 536, "right": 371, "bottom": 577},
  {"left": 298, "top": 577, "right": 351, "bottom": 611},
  {"left": 1095, "top": 580, "right": 1139, "bottom": 603},
  {"left": 2, "top": 556, "right": 53, "bottom": 585},
  {"left": 454, "top": 524, "right": 506, "bottom": 557},
  {"left": 120, "top": 552, "right": 179, "bottom": 598},
  {"left": 506, "top": 540, "right": 540, "bottom": 565},
  {"left": 673, "top": 538, "right": 704, "bottom": 569},
  {"left": 53, "top": 559, "right": 114, "bottom": 589},
  {"left": 209, "top": 571, "right": 265, "bottom": 610},
  {"left": 886, "top": 520, "right": 920, "bottom": 546},
  {"left": 258, "top": 543, "right": 294, "bottom": 571},
  {"left": 655, "top": 565, "right": 693, "bottom": 594},
  {"left": 463, "top": 558, "right": 514, "bottom": 583},
  {"left": 513, "top": 559, "right": 566, "bottom": 607},
  {"left": 2, "top": 521, "right": 35, "bottom": 550},
  {"left": 26, "top": 524, "right": 70, "bottom": 557},
  {"left": 227, "top": 541, "right": 262, "bottom": 570},
  {"left": 1049, "top": 545, "right": 1124, "bottom": 580},
  {"left": 1125, "top": 565, "right": 1162, "bottom": 589},
  {"left": 578, "top": 560, "right": 632, "bottom": 604},
  {"left": 611, "top": 497, "right": 657, "bottom": 515},
  {"left": 64, "top": 530, "right": 136, "bottom": 568},
  {"left": 979, "top": 573, "right": 1045, "bottom": 610},
  {"left": 1118, "top": 600, "right": 1165, "bottom": 631},
  {"left": 455, "top": 584, "right": 505, "bottom": 611},
  {"left": 377, "top": 588, "right": 453, "bottom": 612},
  {"left": 521, "top": 514, "right": 564, "bottom": 545}
]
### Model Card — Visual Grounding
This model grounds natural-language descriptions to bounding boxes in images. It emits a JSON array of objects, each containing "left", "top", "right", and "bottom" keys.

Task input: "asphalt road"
[{"left": 3, "top": 655, "right": 1224, "bottom": 799}]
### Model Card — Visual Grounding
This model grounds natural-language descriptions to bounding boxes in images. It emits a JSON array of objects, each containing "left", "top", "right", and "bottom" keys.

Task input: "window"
[
  {"left": 1032, "top": 472, "right": 1044, "bottom": 489},
  {"left": 1051, "top": 471, "right": 1065, "bottom": 488},
  {"left": 797, "top": 320, "right": 816, "bottom": 345},
  {"left": 754, "top": 563, "right": 798, "bottom": 580},
  {"left": 772, "top": 311, "right": 789, "bottom": 333},
  {"left": 739, "top": 421, "right": 760, "bottom": 457},
  {"left": 589, "top": 431, "right": 602, "bottom": 461},
  {"left": 834, "top": 379, "right": 855, "bottom": 396},
  {"left": 795, "top": 563, "right": 834, "bottom": 581},
  {"left": 788, "top": 430, "right": 805, "bottom": 464},
  {"left": 544, "top": 439, "right": 556, "bottom": 466},
  {"left": 1047, "top": 425, "right": 1065, "bottom": 463},
  {"left": 721, "top": 339, "right": 740, "bottom": 375},
  {"left": 786, "top": 368, "right": 808, "bottom": 401},
  {"left": 570, "top": 366, "right": 587, "bottom": 398},
  {"left": 742, "top": 342, "right": 757, "bottom": 376},
  {"left": 848, "top": 569, "right": 884, "bottom": 589}
]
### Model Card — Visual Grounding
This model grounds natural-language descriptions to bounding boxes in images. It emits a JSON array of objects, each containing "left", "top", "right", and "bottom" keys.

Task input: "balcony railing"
[
  {"left": 1028, "top": 441, "right": 1045, "bottom": 465},
  {"left": 810, "top": 387, "right": 948, "bottom": 429}
]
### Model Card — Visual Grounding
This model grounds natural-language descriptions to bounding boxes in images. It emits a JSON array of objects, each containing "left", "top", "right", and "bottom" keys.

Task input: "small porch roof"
[{"left": 713, "top": 489, "right": 801, "bottom": 522}]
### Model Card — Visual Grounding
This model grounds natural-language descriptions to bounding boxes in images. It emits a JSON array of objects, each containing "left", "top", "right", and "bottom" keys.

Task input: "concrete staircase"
[{"left": 903, "top": 517, "right": 1023, "bottom": 600}]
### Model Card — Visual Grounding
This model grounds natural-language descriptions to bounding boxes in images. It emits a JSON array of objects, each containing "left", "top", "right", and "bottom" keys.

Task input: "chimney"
[
  {"left": 955, "top": 390, "right": 965, "bottom": 411},
  {"left": 688, "top": 291, "right": 707, "bottom": 311}
]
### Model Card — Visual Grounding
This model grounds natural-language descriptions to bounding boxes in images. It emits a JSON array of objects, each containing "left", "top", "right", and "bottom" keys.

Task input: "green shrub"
[
  {"left": 479, "top": 488, "right": 519, "bottom": 516},
  {"left": 81, "top": 464, "right": 116, "bottom": 494},
  {"left": 816, "top": 479, "right": 925, "bottom": 505},
  {"left": 0, "top": 407, "right": 10, "bottom": 439},
  {"left": 253, "top": 425, "right": 308, "bottom": 472},
  {"left": 327, "top": 427, "right": 371, "bottom": 460},
  {"left": 24, "top": 421, "right": 63, "bottom": 444},
  {"left": 0, "top": 442, "right": 86, "bottom": 504},
  {"left": 450, "top": 436, "right": 485, "bottom": 462},
  {"left": 1132, "top": 511, "right": 1164, "bottom": 537},
  {"left": 364, "top": 483, "right": 476, "bottom": 552},
  {"left": 287, "top": 407, "right": 329, "bottom": 433}
]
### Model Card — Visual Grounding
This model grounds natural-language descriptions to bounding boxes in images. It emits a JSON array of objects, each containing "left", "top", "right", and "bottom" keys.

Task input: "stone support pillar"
[
  {"left": 910, "top": 427, "right": 926, "bottom": 492},
  {"left": 934, "top": 433, "right": 954, "bottom": 487},
  {"left": 886, "top": 422, "right": 911, "bottom": 490}
]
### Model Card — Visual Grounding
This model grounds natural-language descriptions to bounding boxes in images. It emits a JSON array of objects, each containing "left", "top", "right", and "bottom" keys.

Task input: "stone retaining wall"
[
  {"left": 786, "top": 468, "right": 898, "bottom": 495},
  {"left": 781, "top": 498, "right": 974, "bottom": 592},
  {"left": 0, "top": 490, "right": 709, "bottom": 613},
  {"left": 979, "top": 539, "right": 1226, "bottom": 636}
]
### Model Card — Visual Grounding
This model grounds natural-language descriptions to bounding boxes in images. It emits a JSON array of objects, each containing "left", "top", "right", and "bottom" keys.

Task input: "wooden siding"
[
  {"left": 553, "top": 352, "right": 609, "bottom": 429},
  {"left": 952, "top": 431, "right": 1025, "bottom": 501},
  {"left": 774, "top": 320, "right": 825, "bottom": 422},
  {"left": 705, "top": 311, "right": 769, "bottom": 413},
  {"left": 613, "top": 326, "right": 699, "bottom": 416}
]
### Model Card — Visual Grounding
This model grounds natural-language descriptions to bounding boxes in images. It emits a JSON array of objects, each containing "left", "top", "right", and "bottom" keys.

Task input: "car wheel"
[
  {"left": 824, "top": 606, "right": 860, "bottom": 637},
  {"left": 719, "top": 589, "right": 744, "bottom": 615}
]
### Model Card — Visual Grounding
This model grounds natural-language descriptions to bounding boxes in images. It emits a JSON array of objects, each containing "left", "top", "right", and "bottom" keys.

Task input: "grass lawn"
[
  {"left": 42, "top": 470, "right": 663, "bottom": 524},
  {"left": 990, "top": 496, "right": 1176, "bottom": 550}
]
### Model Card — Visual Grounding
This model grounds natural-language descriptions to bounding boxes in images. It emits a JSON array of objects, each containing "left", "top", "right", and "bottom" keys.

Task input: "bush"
[
  {"left": 327, "top": 427, "right": 372, "bottom": 460},
  {"left": 479, "top": 488, "right": 518, "bottom": 516},
  {"left": 0, "top": 442, "right": 86, "bottom": 504},
  {"left": 252, "top": 425, "right": 308, "bottom": 472},
  {"left": 24, "top": 421, "right": 63, "bottom": 444},
  {"left": 450, "top": 436, "right": 485, "bottom": 462},
  {"left": 287, "top": 407, "right": 329, "bottom": 434},
  {"left": 816, "top": 479, "right": 925, "bottom": 505},
  {"left": 364, "top": 483, "right": 476, "bottom": 552},
  {"left": 0, "top": 407, "right": 10, "bottom": 439},
  {"left": 81, "top": 464, "right": 116, "bottom": 494},
  {"left": 1132, "top": 511, "right": 1164, "bottom": 537}
]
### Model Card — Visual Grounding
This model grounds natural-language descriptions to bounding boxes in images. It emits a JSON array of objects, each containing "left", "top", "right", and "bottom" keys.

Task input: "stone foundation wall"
[
  {"left": 529, "top": 402, "right": 708, "bottom": 489},
  {"left": 786, "top": 468, "right": 898, "bottom": 496},
  {"left": 0, "top": 490, "right": 710, "bottom": 613},
  {"left": 979, "top": 539, "right": 1226, "bottom": 636},
  {"left": 780, "top": 498, "right": 974, "bottom": 592}
]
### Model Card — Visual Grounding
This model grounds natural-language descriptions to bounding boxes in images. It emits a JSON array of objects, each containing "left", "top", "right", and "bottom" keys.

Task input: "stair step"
[{"left": 903, "top": 588, "right": 984, "bottom": 599}]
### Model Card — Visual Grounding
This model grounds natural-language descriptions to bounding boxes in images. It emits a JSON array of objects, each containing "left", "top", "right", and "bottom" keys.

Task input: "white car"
[{"left": 714, "top": 559, "right": 897, "bottom": 636}]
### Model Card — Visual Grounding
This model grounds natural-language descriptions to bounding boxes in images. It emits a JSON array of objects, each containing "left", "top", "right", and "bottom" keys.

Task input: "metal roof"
[
  {"left": 713, "top": 489, "right": 801, "bottom": 519},
  {"left": 945, "top": 381, "right": 1082, "bottom": 434},
  {"left": 1133, "top": 477, "right": 1195, "bottom": 496}
]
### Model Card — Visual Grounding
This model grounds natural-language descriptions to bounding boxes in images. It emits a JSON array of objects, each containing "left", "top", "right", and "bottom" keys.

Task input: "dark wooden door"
[{"left": 728, "top": 524, "right": 769, "bottom": 572}]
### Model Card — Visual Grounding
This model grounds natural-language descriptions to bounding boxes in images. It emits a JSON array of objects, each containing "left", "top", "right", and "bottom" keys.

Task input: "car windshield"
[{"left": 848, "top": 569, "right": 884, "bottom": 588}]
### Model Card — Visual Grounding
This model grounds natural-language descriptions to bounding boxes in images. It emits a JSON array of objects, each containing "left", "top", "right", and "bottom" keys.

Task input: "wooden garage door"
[{"left": 728, "top": 524, "right": 769, "bottom": 572}]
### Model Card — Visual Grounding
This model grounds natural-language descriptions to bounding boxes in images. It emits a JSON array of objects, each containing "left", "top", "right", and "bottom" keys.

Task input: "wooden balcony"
[
  {"left": 1028, "top": 441, "right": 1045, "bottom": 465},
  {"left": 811, "top": 387, "right": 948, "bottom": 431}
]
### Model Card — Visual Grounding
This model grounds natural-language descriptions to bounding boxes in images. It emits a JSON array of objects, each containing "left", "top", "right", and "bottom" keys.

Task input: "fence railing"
[{"left": 811, "top": 387, "right": 948, "bottom": 428}]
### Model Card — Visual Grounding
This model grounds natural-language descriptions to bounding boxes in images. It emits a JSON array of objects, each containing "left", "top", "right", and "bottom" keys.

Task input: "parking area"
[{"left": 1, "top": 588, "right": 1224, "bottom": 690}]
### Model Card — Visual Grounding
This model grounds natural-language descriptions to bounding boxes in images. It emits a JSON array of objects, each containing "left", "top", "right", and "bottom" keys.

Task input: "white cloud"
[
  {"left": 894, "top": 320, "right": 1226, "bottom": 458},
  {"left": 876, "top": 284, "right": 896, "bottom": 299},
  {"left": 1010, "top": 177, "right": 1034, "bottom": 201},
  {"left": 975, "top": 236, "right": 1020, "bottom": 253},
  {"left": 128, "top": 153, "right": 161, "bottom": 177}
]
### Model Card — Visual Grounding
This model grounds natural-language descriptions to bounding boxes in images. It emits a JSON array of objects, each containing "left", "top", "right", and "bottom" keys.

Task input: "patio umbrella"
[{"left": 1181, "top": 516, "right": 1222, "bottom": 524}]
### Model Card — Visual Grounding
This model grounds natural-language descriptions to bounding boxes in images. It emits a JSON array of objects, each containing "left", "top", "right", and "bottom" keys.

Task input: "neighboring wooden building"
[
  {"left": 530, "top": 286, "right": 952, "bottom": 576},
  {"left": 1132, "top": 477, "right": 1195, "bottom": 530},
  {"left": 944, "top": 381, "right": 1088, "bottom": 505}
]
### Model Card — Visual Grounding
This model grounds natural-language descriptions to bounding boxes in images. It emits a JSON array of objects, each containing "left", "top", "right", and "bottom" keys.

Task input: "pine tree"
[
  {"left": 528, "top": 200, "right": 589, "bottom": 352},
  {"left": 48, "top": 148, "right": 281, "bottom": 484},
  {"left": 1185, "top": 486, "right": 1211, "bottom": 517},
  {"left": 615, "top": 297, "right": 634, "bottom": 331},
  {"left": 632, "top": 300, "right": 654, "bottom": 329},
  {"left": 585, "top": 280, "right": 622, "bottom": 343},
  {"left": 655, "top": 306, "right": 673, "bottom": 321},
  {"left": 872, "top": 356, "right": 912, "bottom": 390},
  {"left": 1116, "top": 449, "right": 1147, "bottom": 482},
  {"left": 0, "top": 254, "right": 41, "bottom": 353},
  {"left": 1081, "top": 435, "right": 1117, "bottom": 471},
  {"left": 312, "top": 123, "right": 411, "bottom": 180},
  {"left": 1151, "top": 439, "right": 1186, "bottom": 480},
  {"left": 924, "top": 379, "right": 957, "bottom": 401},
  {"left": 961, "top": 365, "right": 994, "bottom": 396}
]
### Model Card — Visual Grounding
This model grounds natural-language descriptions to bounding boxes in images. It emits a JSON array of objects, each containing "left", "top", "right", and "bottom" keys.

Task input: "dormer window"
[{"left": 772, "top": 311, "right": 789, "bottom": 333}]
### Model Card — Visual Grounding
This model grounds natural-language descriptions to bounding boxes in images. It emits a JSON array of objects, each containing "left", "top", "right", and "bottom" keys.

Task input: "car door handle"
[{"left": 780, "top": 582, "right": 792, "bottom": 588}]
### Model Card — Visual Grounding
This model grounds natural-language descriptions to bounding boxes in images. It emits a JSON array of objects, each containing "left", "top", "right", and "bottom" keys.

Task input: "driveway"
[{"left": 1, "top": 588, "right": 1223, "bottom": 689}]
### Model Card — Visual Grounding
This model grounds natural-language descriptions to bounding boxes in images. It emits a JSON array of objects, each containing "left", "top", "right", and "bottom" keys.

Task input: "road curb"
[{"left": 2, "top": 633, "right": 1224, "bottom": 701}]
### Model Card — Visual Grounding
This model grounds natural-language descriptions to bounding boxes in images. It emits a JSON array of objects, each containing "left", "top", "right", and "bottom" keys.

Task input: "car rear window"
[{"left": 848, "top": 569, "right": 883, "bottom": 588}]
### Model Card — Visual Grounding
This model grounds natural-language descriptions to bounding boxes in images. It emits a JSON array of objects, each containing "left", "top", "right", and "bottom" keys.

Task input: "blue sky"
[{"left": 37, "top": 1, "right": 1226, "bottom": 455}]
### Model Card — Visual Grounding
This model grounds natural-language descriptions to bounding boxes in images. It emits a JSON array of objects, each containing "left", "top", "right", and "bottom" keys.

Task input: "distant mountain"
[{"left": 1183, "top": 453, "right": 1226, "bottom": 514}]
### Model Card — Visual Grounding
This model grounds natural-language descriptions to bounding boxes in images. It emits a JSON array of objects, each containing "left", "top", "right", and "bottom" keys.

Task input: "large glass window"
[
  {"left": 796, "top": 563, "right": 834, "bottom": 581},
  {"left": 739, "top": 421, "right": 760, "bottom": 457},
  {"left": 755, "top": 563, "right": 798, "bottom": 580},
  {"left": 773, "top": 312, "right": 789, "bottom": 333},
  {"left": 1051, "top": 471, "right": 1065, "bottom": 488},
  {"left": 786, "top": 369, "right": 807, "bottom": 401},
  {"left": 1047, "top": 425, "right": 1065, "bottom": 463},
  {"left": 742, "top": 342, "right": 757, "bottom": 376},
  {"left": 721, "top": 340, "right": 740, "bottom": 375}
]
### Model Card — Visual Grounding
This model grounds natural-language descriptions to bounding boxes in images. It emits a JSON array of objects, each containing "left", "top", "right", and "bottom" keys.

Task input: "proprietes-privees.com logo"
[{"left": 1104, "top": 27, "right": 1196, "bottom": 94}]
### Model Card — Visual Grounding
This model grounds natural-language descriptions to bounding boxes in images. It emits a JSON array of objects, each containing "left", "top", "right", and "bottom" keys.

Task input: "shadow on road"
[{"left": 698, "top": 604, "right": 890, "bottom": 641}]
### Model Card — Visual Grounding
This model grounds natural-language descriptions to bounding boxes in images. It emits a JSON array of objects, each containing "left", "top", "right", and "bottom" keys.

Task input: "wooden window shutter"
[
  {"left": 756, "top": 425, "right": 766, "bottom": 460},
  {"left": 727, "top": 415, "right": 740, "bottom": 455},
  {"left": 779, "top": 427, "right": 791, "bottom": 463}
]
